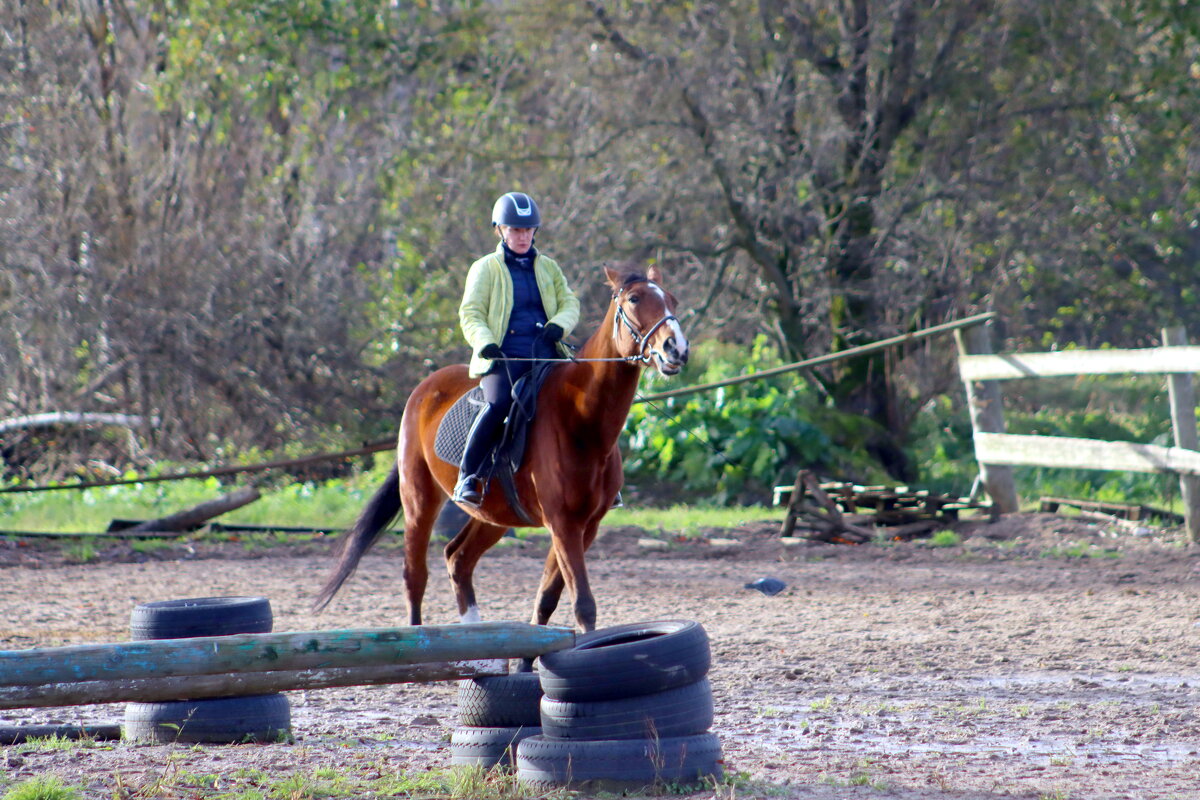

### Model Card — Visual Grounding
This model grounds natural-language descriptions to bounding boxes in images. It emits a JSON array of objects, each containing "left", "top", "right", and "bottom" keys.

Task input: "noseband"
[{"left": 612, "top": 290, "right": 679, "bottom": 364}]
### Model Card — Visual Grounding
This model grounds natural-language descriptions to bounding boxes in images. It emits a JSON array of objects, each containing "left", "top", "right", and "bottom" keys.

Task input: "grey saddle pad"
[{"left": 433, "top": 387, "right": 486, "bottom": 466}]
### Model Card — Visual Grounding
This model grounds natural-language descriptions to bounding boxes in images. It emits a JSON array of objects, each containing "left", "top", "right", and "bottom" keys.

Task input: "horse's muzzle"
[{"left": 657, "top": 336, "right": 689, "bottom": 375}]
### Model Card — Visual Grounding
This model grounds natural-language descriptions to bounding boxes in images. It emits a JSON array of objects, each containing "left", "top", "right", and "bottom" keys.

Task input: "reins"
[{"left": 490, "top": 288, "right": 679, "bottom": 365}]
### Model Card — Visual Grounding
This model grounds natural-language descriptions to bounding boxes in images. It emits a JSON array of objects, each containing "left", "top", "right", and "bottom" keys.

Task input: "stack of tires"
[
  {"left": 123, "top": 597, "right": 292, "bottom": 744},
  {"left": 449, "top": 672, "right": 542, "bottom": 769},
  {"left": 516, "top": 619, "right": 723, "bottom": 792}
]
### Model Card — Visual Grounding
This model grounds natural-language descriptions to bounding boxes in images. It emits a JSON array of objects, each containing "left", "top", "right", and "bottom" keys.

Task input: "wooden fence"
[{"left": 956, "top": 324, "right": 1200, "bottom": 542}]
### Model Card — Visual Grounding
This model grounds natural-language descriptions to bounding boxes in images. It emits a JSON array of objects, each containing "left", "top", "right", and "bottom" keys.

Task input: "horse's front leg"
[{"left": 544, "top": 517, "right": 603, "bottom": 632}]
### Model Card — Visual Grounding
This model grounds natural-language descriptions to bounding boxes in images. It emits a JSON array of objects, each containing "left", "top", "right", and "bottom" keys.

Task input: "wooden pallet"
[{"left": 776, "top": 472, "right": 991, "bottom": 542}]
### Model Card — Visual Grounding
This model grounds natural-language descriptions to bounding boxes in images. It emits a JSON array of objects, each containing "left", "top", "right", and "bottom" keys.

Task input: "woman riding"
[{"left": 452, "top": 191, "right": 580, "bottom": 506}]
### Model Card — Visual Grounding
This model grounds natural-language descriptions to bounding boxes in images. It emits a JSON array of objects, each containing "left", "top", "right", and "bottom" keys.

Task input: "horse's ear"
[
  {"left": 647, "top": 265, "right": 664, "bottom": 284},
  {"left": 604, "top": 267, "right": 622, "bottom": 290}
]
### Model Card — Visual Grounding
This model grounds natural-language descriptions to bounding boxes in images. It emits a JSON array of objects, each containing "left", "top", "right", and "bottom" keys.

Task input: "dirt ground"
[{"left": 1, "top": 512, "right": 1199, "bottom": 800}]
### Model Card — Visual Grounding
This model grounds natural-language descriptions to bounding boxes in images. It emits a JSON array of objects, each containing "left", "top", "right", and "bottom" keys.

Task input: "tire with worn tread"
[
  {"left": 126, "top": 596, "right": 287, "bottom": 744},
  {"left": 457, "top": 672, "right": 542, "bottom": 727},
  {"left": 539, "top": 678, "right": 713, "bottom": 740},
  {"left": 123, "top": 694, "right": 291, "bottom": 744},
  {"left": 515, "top": 732, "right": 723, "bottom": 791},
  {"left": 129, "top": 596, "right": 273, "bottom": 640},
  {"left": 449, "top": 725, "right": 541, "bottom": 768},
  {"left": 537, "top": 619, "right": 709, "bottom": 702}
]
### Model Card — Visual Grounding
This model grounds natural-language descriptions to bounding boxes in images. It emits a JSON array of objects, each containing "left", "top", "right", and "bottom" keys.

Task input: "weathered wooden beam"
[
  {"left": 956, "top": 325, "right": 1019, "bottom": 513},
  {"left": 1163, "top": 327, "right": 1200, "bottom": 544},
  {"left": 958, "top": 346, "right": 1200, "bottom": 381},
  {"left": 779, "top": 470, "right": 809, "bottom": 537},
  {"left": 0, "top": 660, "right": 507, "bottom": 709},
  {"left": 118, "top": 486, "right": 261, "bottom": 534},
  {"left": 0, "top": 411, "right": 152, "bottom": 435},
  {"left": 0, "top": 623, "right": 574, "bottom": 688},
  {"left": 972, "top": 432, "right": 1200, "bottom": 476}
]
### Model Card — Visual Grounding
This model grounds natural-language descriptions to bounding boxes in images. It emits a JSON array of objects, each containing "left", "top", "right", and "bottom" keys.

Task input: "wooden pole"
[
  {"left": 1162, "top": 326, "right": 1200, "bottom": 543},
  {"left": 779, "top": 470, "right": 808, "bottom": 537},
  {"left": 0, "top": 661, "right": 507, "bottom": 710},
  {"left": 639, "top": 311, "right": 997, "bottom": 404},
  {"left": 120, "top": 487, "right": 262, "bottom": 533},
  {"left": 0, "top": 622, "right": 574, "bottom": 688},
  {"left": 955, "top": 323, "right": 1019, "bottom": 513}
]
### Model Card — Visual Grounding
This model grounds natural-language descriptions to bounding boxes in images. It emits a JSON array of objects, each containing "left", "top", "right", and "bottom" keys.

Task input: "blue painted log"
[
  {"left": 0, "top": 661, "right": 508, "bottom": 709},
  {"left": 0, "top": 622, "right": 573, "bottom": 688}
]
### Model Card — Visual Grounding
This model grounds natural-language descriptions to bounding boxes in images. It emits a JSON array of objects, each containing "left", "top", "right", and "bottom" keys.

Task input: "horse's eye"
[{"left": 628, "top": 294, "right": 640, "bottom": 304}]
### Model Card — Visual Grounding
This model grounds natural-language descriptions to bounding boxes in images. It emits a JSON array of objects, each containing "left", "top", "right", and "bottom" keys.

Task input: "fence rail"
[{"left": 958, "top": 324, "right": 1200, "bottom": 542}]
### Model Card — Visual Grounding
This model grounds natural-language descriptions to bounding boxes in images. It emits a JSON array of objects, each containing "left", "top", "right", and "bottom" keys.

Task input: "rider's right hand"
[{"left": 480, "top": 343, "right": 504, "bottom": 360}]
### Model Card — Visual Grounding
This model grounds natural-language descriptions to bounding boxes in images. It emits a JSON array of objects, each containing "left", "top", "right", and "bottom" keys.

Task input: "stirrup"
[
  {"left": 610, "top": 490, "right": 624, "bottom": 509},
  {"left": 452, "top": 474, "right": 483, "bottom": 507}
]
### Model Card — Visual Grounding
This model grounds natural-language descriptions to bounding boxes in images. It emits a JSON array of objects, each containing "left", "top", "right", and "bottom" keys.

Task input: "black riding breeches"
[{"left": 459, "top": 363, "right": 528, "bottom": 478}]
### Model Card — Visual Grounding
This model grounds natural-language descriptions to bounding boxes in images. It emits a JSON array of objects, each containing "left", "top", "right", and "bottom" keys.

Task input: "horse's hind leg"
[
  {"left": 399, "top": 453, "right": 444, "bottom": 627},
  {"left": 444, "top": 518, "right": 508, "bottom": 623},
  {"left": 531, "top": 549, "right": 566, "bottom": 626},
  {"left": 511, "top": 549, "right": 567, "bottom": 672}
]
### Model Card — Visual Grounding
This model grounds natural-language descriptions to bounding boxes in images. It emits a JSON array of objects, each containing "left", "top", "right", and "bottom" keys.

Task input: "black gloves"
[
  {"left": 540, "top": 322, "right": 564, "bottom": 344},
  {"left": 480, "top": 343, "right": 504, "bottom": 360}
]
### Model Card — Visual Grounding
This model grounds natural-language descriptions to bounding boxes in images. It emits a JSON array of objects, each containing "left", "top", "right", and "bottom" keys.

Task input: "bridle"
[{"left": 612, "top": 286, "right": 679, "bottom": 365}]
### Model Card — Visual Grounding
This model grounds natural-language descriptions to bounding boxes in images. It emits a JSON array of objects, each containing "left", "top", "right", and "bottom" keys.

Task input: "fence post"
[
  {"left": 955, "top": 322, "right": 1019, "bottom": 513},
  {"left": 1162, "top": 326, "right": 1200, "bottom": 543}
]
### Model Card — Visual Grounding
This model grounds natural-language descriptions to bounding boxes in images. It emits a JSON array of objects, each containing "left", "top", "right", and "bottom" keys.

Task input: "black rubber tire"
[
  {"left": 537, "top": 619, "right": 710, "bottom": 702},
  {"left": 457, "top": 672, "right": 543, "bottom": 727},
  {"left": 123, "top": 694, "right": 291, "bottom": 744},
  {"left": 516, "top": 732, "right": 723, "bottom": 791},
  {"left": 129, "top": 596, "right": 273, "bottom": 640},
  {"left": 538, "top": 678, "right": 713, "bottom": 740},
  {"left": 449, "top": 725, "right": 541, "bottom": 769}
]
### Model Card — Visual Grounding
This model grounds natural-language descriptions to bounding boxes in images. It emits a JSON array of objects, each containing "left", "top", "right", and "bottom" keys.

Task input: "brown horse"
[{"left": 312, "top": 266, "right": 689, "bottom": 632}]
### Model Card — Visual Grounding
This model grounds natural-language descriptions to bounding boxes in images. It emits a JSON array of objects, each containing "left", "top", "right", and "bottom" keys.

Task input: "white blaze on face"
[
  {"left": 666, "top": 318, "right": 688, "bottom": 359},
  {"left": 647, "top": 283, "right": 688, "bottom": 362}
]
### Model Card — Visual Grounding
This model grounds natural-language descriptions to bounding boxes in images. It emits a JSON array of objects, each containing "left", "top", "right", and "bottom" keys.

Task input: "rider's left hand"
[{"left": 540, "top": 323, "right": 564, "bottom": 344}]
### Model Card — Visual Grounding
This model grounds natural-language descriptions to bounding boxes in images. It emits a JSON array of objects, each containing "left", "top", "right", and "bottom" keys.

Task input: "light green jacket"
[{"left": 459, "top": 244, "right": 581, "bottom": 377}]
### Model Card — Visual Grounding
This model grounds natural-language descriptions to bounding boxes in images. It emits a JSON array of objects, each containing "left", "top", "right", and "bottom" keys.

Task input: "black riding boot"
[{"left": 453, "top": 406, "right": 503, "bottom": 507}]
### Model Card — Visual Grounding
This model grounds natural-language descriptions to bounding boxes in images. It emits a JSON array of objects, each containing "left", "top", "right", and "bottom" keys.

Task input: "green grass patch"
[
  {"left": 602, "top": 503, "right": 781, "bottom": 536},
  {"left": 1, "top": 775, "right": 83, "bottom": 800},
  {"left": 1041, "top": 542, "right": 1121, "bottom": 559},
  {"left": 927, "top": 530, "right": 962, "bottom": 548},
  {"left": 2, "top": 457, "right": 782, "bottom": 540}
]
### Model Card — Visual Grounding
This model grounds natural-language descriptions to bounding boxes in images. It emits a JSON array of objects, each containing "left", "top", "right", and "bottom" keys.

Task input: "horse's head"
[{"left": 605, "top": 266, "right": 690, "bottom": 376}]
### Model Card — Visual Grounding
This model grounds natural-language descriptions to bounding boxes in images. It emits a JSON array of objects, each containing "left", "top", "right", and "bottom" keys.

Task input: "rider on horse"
[{"left": 452, "top": 191, "right": 581, "bottom": 507}]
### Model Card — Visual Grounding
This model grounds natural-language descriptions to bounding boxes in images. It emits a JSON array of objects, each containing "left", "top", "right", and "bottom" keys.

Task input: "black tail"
[{"left": 311, "top": 464, "right": 402, "bottom": 613}]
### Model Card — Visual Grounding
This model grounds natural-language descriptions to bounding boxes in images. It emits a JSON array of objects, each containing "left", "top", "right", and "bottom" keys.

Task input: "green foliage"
[
  {"left": 928, "top": 530, "right": 962, "bottom": 548},
  {"left": 1, "top": 775, "right": 82, "bottom": 800},
  {"left": 622, "top": 339, "right": 884, "bottom": 504},
  {"left": 0, "top": 453, "right": 398, "bottom": 533}
]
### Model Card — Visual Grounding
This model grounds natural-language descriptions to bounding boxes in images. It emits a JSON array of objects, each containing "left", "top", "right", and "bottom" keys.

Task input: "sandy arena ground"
[{"left": 1, "top": 513, "right": 1199, "bottom": 799}]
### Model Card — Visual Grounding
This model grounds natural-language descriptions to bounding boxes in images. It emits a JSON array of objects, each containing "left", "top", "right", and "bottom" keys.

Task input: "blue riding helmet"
[{"left": 492, "top": 192, "right": 541, "bottom": 228}]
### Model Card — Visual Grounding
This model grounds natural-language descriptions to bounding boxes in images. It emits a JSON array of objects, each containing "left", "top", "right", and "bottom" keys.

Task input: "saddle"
[{"left": 433, "top": 361, "right": 560, "bottom": 524}]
